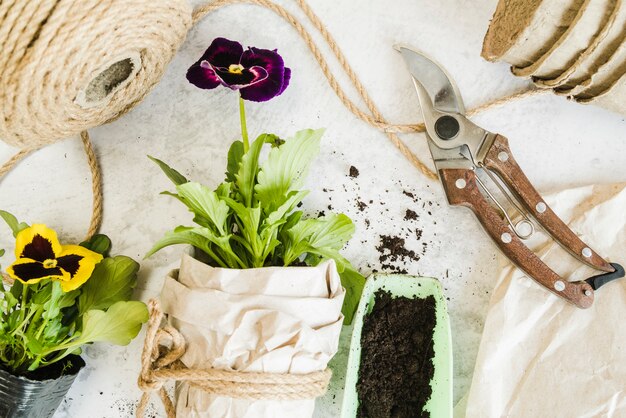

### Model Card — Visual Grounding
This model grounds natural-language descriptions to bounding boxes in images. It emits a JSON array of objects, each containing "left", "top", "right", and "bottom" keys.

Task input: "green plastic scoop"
[{"left": 340, "top": 274, "right": 453, "bottom": 418}]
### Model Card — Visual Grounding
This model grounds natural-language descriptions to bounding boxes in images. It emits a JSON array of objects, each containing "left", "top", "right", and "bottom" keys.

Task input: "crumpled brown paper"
[
  {"left": 463, "top": 183, "right": 626, "bottom": 417},
  {"left": 159, "top": 254, "right": 345, "bottom": 418}
]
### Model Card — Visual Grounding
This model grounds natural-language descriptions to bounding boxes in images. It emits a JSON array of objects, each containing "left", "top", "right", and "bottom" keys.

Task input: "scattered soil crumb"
[
  {"left": 356, "top": 200, "right": 368, "bottom": 211},
  {"left": 404, "top": 209, "right": 418, "bottom": 220},
  {"left": 376, "top": 235, "right": 420, "bottom": 267},
  {"left": 349, "top": 166, "right": 360, "bottom": 178}
]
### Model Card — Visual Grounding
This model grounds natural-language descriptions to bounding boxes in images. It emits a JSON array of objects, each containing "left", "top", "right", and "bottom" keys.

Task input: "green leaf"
[
  {"left": 9, "top": 279, "right": 23, "bottom": 302},
  {"left": 79, "top": 234, "right": 112, "bottom": 257},
  {"left": 222, "top": 197, "right": 262, "bottom": 263},
  {"left": 236, "top": 135, "right": 265, "bottom": 207},
  {"left": 43, "top": 281, "right": 78, "bottom": 321},
  {"left": 262, "top": 133, "right": 284, "bottom": 148},
  {"left": 266, "top": 191, "right": 308, "bottom": 226},
  {"left": 226, "top": 141, "right": 244, "bottom": 183},
  {"left": 148, "top": 155, "right": 188, "bottom": 186},
  {"left": 282, "top": 211, "right": 303, "bottom": 231},
  {"left": 215, "top": 182, "right": 232, "bottom": 199},
  {"left": 255, "top": 129, "right": 323, "bottom": 212},
  {"left": 338, "top": 267, "right": 365, "bottom": 324},
  {"left": 146, "top": 226, "right": 211, "bottom": 258},
  {"left": 78, "top": 256, "right": 139, "bottom": 315},
  {"left": 145, "top": 226, "right": 235, "bottom": 268},
  {"left": 176, "top": 182, "right": 230, "bottom": 235},
  {"left": 0, "top": 210, "right": 29, "bottom": 237},
  {"left": 3, "top": 290, "right": 17, "bottom": 311},
  {"left": 77, "top": 301, "right": 148, "bottom": 346},
  {"left": 284, "top": 213, "right": 355, "bottom": 264}
]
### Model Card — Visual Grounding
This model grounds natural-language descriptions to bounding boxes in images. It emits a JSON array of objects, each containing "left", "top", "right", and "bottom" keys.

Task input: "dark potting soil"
[
  {"left": 357, "top": 290, "right": 436, "bottom": 418},
  {"left": 17, "top": 355, "right": 85, "bottom": 381}
]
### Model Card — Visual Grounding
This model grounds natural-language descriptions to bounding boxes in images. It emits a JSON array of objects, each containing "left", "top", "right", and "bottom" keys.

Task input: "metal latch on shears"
[{"left": 396, "top": 46, "right": 624, "bottom": 308}]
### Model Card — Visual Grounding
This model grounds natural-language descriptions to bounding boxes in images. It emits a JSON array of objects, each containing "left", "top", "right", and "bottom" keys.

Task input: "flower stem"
[
  {"left": 18, "top": 284, "right": 28, "bottom": 326},
  {"left": 239, "top": 96, "right": 249, "bottom": 152}
]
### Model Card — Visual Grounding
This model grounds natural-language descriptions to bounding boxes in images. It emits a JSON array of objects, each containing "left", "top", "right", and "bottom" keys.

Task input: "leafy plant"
[
  {"left": 148, "top": 129, "right": 365, "bottom": 323},
  {"left": 152, "top": 36, "right": 365, "bottom": 322},
  {"left": 0, "top": 216, "right": 148, "bottom": 374}
]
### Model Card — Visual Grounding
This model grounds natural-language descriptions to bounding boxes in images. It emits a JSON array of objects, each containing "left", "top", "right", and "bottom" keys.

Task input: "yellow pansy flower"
[{"left": 6, "top": 224, "right": 103, "bottom": 291}]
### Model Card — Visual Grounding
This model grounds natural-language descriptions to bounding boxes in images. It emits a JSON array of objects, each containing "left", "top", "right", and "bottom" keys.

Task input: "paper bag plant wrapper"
[
  {"left": 162, "top": 255, "right": 344, "bottom": 417},
  {"left": 145, "top": 37, "right": 364, "bottom": 417},
  {"left": 0, "top": 213, "right": 148, "bottom": 417}
]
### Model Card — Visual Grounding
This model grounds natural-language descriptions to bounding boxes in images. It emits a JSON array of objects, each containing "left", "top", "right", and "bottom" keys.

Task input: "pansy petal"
[
  {"left": 15, "top": 224, "right": 62, "bottom": 262},
  {"left": 213, "top": 65, "right": 268, "bottom": 89},
  {"left": 279, "top": 67, "right": 291, "bottom": 94},
  {"left": 199, "top": 37, "right": 243, "bottom": 68},
  {"left": 7, "top": 258, "right": 65, "bottom": 285},
  {"left": 57, "top": 245, "right": 103, "bottom": 291},
  {"left": 186, "top": 60, "right": 221, "bottom": 89},
  {"left": 56, "top": 254, "right": 82, "bottom": 277},
  {"left": 239, "top": 47, "right": 286, "bottom": 102}
]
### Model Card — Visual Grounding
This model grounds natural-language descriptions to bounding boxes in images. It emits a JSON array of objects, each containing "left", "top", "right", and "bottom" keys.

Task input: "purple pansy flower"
[{"left": 187, "top": 37, "right": 291, "bottom": 102}]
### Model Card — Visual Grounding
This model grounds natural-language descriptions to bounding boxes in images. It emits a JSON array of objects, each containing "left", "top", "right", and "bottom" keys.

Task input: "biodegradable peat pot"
[
  {"left": 342, "top": 275, "right": 452, "bottom": 418},
  {"left": 511, "top": 0, "right": 615, "bottom": 79},
  {"left": 159, "top": 253, "right": 345, "bottom": 418},
  {"left": 0, "top": 355, "right": 85, "bottom": 418},
  {"left": 481, "top": 0, "right": 586, "bottom": 67}
]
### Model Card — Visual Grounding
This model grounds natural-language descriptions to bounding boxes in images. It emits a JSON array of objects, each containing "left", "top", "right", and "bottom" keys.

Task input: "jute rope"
[
  {"left": 136, "top": 299, "right": 332, "bottom": 418},
  {"left": 0, "top": 0, "right": 546, "bottom": 245},
  {"left": 0, "top": 131, "right": 102, "bottom": 242}
]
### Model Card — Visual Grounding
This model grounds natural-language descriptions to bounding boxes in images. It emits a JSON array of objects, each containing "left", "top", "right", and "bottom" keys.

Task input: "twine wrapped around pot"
[{"left": 136, "top": 299, "right": 332, "bottom": 418}]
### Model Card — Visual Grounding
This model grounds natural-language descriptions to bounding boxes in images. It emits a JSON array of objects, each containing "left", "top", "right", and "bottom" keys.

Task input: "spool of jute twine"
[
  {"left": 0, "top": 0, "right": 547, "bottom": 410},
  {"left": 0, "top": 0, "right": 192, "bottom": 241}
]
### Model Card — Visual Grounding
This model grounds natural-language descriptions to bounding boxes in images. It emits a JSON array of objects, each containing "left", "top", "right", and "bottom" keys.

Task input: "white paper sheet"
[{"left": 464, "top": 183, "right": 626, "bottom": 417}]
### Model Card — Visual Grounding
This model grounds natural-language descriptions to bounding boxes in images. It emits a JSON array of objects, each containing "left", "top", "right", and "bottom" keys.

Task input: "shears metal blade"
[{"left": 396, "top": 45, "right": 624, "bottom": 308}]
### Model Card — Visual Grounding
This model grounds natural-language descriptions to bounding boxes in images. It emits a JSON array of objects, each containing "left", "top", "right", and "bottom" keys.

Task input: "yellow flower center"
[
  {"left": 43, "top": 259, "right": 57, "bottom": 269},
  {"left": 228, "top": 64, "right": 244, "bottom": 74}
]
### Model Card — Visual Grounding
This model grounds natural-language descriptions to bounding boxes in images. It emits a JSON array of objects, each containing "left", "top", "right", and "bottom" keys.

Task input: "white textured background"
[{"left": 0, "top": 0, "right": 625, "bottom": 416}]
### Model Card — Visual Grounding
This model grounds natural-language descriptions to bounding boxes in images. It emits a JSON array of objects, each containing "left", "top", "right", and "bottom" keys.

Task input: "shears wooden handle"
[{"left": 439, "top": 135, "right": 622, "bottom": 308}]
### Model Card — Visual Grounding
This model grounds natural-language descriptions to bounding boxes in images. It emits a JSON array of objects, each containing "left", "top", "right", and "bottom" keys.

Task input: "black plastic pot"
[{"left": 0, "top": 355, "right": 85, "bottom": 418}]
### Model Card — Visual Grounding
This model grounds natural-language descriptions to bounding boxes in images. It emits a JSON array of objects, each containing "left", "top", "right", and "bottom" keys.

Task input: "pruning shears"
[{"left": 396, "top": 45, "right": 624, "bottom": 308}]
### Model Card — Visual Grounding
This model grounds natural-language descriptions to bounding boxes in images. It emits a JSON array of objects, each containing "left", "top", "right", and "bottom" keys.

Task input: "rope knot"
[{"left": 137, "top": 373, "right": 163, "bottom": 392}]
